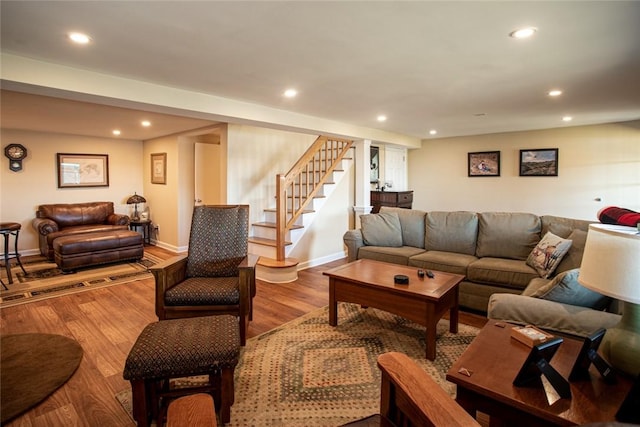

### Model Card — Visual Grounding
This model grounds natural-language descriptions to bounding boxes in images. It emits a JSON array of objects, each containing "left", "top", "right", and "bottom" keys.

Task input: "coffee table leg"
[
  {"left": 450, "top": 287, "right": 459, "bottom": 334},
  {"left": 329, "top": 279, "right": 337, "bottom": 326},
  {"left": 425, "top": 304, "right": 437, "bottom": 360}
]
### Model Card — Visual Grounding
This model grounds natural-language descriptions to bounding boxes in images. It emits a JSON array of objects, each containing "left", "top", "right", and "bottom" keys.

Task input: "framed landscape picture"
[
  {"left": 151, "top": 152, "right": 167, "bottom": 184},
  {"left": 57, "top": 153, "right": 109, "bottom": 188},
  {"left": 519, "top": 149, "right": 559, "bottom": 176},
  {"left": 468, "top": 151, "right": 500, "bottom": 177}
]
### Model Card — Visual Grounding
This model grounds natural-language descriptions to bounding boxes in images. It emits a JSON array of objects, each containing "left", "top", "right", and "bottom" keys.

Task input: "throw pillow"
[
  {"left": 360, "top": 212, "right": 403, "bottom": 247},
  {"left": 529, "top": 268, "right": 612, "bottom": 310},
  {"left": 526, "top": 231, "right": 573, "bottom": 278}
]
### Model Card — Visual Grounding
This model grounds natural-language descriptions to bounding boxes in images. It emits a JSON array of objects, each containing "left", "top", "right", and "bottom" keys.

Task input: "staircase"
[{"left": 249, "top": 135, "right": 354, "bottom": 283}]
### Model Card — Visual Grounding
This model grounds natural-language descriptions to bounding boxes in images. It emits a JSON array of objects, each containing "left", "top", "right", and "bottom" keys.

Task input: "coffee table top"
[
  {"left": 447, "top": 319, "right": 633, "bottom": 425},
  {"left": 323, "top": 259, "right": 464, "bottom": 301}
]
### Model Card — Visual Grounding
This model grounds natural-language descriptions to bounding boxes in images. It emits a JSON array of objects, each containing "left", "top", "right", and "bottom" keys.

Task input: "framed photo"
[
  {"left": 468, "top": 151, "right": 500, "bottom": 177},
  {"left": 57, "top": 153, "right": 109, "bottom": 188},
  {"left": 151, "top": 152, "right": 167, "bottom": 184},
  {"left": 519, "top": 148, "right": 559, "bottom": 176}
]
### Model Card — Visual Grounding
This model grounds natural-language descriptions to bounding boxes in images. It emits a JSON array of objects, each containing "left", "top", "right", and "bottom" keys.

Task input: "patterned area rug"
[
  {"left": 116, "top": 303, "right": 479, "bottom": 426},
  {"left": 0, "top": 253, "right": 160, "bottom": 308}
]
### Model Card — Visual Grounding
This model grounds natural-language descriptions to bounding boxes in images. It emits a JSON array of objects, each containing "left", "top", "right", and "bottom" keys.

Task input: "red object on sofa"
[{"left": 598, "top": 206, "right": 640, "bottom": 227}]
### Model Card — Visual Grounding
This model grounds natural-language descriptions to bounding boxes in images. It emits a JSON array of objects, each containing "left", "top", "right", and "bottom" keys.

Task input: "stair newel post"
[{"left": 276, "top": 174, "right": 287, "bottom": 261}]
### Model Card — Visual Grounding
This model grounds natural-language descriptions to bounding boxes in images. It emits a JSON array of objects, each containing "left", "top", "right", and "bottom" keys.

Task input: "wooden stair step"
[
  {"left": 286, "top": 194, "right": 325, "bottom": 200},
  {"left": 249, "top": 236, "right": 291, "bottom": 247},
  {"left": 253, "top": 221, "right": 303, "bottom": 230},
  {"left": 257, "top": 257, "right": 299, "bottom": 268},
  {"left": 264, "top": 208, "right": 315, "bottom": 214}
]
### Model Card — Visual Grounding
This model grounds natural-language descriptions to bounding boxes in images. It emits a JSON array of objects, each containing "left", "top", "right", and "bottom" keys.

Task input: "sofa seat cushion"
[
  {"left": 425, "top": 211, "right": 478, "bottom": 255},
  {"left": 476, "top": 212, "right": 541, "bottom": 260},
  {"left": 408, "top": 250, "right": 477, "bottom": 276},
  {"left": 357, "top": 246, "right": 425, "bottom": 265},
  {"left": 46, "top": 224, "right": 130, "bottom": 246},
  {"left": 467, "top": 257, "right": 538, "bottom": 290}
]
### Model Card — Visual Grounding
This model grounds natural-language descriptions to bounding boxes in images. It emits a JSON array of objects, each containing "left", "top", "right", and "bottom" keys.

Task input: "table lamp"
[
  {"left": 126, "top": 193, "right": 146, "bottom": 221},
  {"left": 578, "top": 223, "right": 640, "bottom": 377}
]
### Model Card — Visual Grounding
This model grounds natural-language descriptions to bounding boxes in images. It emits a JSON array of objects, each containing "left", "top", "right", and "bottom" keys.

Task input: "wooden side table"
[
  {"left": 446, "top": 320, "right": 633, "bottom": 426},
  {"left": 129, "top": 220, "right": 152, "bottom": 245}
]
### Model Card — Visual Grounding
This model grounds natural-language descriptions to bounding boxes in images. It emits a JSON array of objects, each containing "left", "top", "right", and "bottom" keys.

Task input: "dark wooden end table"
[
  {"left": 323, "top": 259, "right": 464, "bottom": 360},
  {"left": 130, "top": 220, "right": 152, "bottom": 245},
  {"left": 446, "top": 319, "right": 633, "bottom": 426}
]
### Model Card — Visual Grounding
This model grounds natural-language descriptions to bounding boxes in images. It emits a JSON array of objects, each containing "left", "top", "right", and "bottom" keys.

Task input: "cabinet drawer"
[{"left": 398, "top": 192, "right": 413, "bottom": 204}]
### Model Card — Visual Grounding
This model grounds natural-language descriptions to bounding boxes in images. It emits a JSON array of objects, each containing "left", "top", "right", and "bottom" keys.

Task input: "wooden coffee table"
[
  {"left": 446, "top": 320, "right": 633, "bottom": 426},
  {"left": 323, "top": 259, "right": 464, "bottom": 360}
]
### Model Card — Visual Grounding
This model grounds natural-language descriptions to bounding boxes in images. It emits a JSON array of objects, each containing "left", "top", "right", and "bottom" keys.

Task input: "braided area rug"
[{"left": 117, "top": 302, "right": 478, "bottom": 426}]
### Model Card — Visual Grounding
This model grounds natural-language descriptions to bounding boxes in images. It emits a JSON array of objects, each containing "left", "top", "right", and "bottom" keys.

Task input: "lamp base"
[{"left": 601, "top": 301, "right": 640, "bottom": 377}]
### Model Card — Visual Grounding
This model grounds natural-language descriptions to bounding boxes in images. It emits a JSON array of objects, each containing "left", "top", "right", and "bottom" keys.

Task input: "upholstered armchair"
[{"left": 150, "top": 205, "right": 257, "bottom": 345}]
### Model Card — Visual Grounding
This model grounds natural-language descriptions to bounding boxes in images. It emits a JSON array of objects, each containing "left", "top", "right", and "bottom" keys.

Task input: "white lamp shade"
[{"left": 578, "top": 224, "right": 640, "bottom": 304}]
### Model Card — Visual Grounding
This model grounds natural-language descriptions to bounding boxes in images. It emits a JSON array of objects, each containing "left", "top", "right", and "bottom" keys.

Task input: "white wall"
[
  {"left": 0, "top": 128, "right": 143, "bottom": 254},
  {"left": 226, "top": 124, "right": 317, "bottom": 224},
  {"left": 225, "top": 124, "right": 353, "bottom": 262},
  {"left": 409, "top": 121, "right": 640, "bottom": 220}
]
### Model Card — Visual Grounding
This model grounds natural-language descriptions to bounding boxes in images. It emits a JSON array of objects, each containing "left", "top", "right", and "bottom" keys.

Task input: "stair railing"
[{"left": 275, "top": 135, "right": 353, "bottom": 261}]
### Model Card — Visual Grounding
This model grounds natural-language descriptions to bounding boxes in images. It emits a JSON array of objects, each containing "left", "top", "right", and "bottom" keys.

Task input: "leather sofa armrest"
[
  {"left": 487, "top": 293, "right": 621, "bottom": 338},
  {"left": 377, "top": 352, "right": 480, "bottom": 427},
  {"left": 107, "top": 213, "right": 130, "bottom": 226},
  {"left": 343, "top": 229, "right": 364, "bottom": 262},
  {"left": 32, "top": 217, "right": 58, "bottom": 235}
]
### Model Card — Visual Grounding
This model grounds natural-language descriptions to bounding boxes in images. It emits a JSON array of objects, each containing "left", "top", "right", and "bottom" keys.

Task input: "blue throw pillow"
[{"left": 530, "top": 268, "right": 611, "bottom": 310}]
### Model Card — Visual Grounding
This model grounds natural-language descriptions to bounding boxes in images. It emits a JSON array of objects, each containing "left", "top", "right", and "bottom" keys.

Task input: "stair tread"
[
  {"left": 264, "top": 208, "right": 315, "bottom": 213},
  {"left": 249, "top": 236, "right": 291, "bottom": 246},
  {"left": 253, "top": 221, "right": 303, "bottom": 230},
  {"left": 257, "top": 257, "right": 299, "bottom": 268},
  {"left": 286, "top": 194, "right": 326, "bottom": 199}
]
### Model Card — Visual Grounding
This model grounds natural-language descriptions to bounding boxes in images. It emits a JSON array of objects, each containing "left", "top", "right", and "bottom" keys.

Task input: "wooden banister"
[{"left": 275, "top": 135, "right": 353, "bottom": 261}]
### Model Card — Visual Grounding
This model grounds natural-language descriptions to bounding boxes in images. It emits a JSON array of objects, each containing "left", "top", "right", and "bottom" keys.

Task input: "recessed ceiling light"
[
  {"left": 548, "top": 90, "right": 563, "bottom": 97},
  {"left": 112, "top": 130, "right": 121, "bottom": 136},
  {"left": 283, "top": 89, "right": 297, "bottom": 98},
  {"left": 509, "top": 27, "right": 537, "bottom": 39},
  {"left": 429, "top": 130, "right": 437, "bottom": 135},
  {"left": 141, "top": 120, "right": 151, "bottom": 127},
  {"left": 377, "top": 115, "right": 387, "bottom": 122},
  {"left": 562, "top": 116, "right": 573, "bottom": 122},
  {"left": 68, "top": 32, "right": 91, "bottom": 44}
]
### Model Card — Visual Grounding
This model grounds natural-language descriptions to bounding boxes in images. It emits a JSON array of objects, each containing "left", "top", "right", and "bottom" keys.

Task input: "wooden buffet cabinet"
[{"left": 371, "top": 190, "right": 413, "bottom": 213}]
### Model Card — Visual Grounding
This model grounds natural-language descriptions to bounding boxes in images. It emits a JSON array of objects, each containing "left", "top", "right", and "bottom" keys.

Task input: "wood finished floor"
[{"left": 0, "top": 246, "right": 487, "bottom": 426}]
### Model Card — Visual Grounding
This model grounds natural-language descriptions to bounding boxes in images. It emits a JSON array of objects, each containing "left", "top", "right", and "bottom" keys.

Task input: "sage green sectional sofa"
[{"left": 343, "top": 207, "right": 622, "bottom": 337}]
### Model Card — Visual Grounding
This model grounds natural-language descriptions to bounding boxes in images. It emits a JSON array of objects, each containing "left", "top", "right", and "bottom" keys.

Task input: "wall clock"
[{"left": 4, "top": 143, "right": 28, "bottom": 172}]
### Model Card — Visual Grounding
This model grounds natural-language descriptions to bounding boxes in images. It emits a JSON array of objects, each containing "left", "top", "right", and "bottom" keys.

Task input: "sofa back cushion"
[
  {"left": 425, "top": 211, "right": 478, "bottom": 255},
  {"left": 37, "top": 202, "right": 114, "bottom": 228},
  {"left": 476, "top": 212, "right": 541, "bottom": 260},
  {"left": 379, "top": 207, "right": 426, "bottom": 248},
  {"left": 360, "top": 211, "right": 403, "bottom": 247}
]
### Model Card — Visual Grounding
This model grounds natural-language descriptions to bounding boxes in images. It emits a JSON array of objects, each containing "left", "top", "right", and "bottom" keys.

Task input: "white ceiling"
[{"left": 1, "top": 1, "right": 640, "bottom": 141}]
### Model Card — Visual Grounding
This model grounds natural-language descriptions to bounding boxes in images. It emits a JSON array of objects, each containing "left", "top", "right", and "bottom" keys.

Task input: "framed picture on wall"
[
  {"left": 519, "top": 149, "right": 559, "bottom": 176},
  {"left": 468, "top": 151, "right": 500, "bottom": 177},
  {"left": 151, "top": 152, "right": 167, "bottom": 184},
  {"left": 57, "top": 153, "right": 109, "bottom": 188}
]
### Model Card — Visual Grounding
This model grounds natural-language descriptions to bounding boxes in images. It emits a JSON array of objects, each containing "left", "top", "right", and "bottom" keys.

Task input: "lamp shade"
[
  {"left": 578, "top": 224, "right": 640, "bottom": 304},
  {"left": 127, "top": 193, "right": 146, "bottom": 205}
]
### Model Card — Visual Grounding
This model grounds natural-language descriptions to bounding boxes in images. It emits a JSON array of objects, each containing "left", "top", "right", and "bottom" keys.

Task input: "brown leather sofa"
[{"left": 32, "top": 201, "right": 131, "bottom": 260}]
